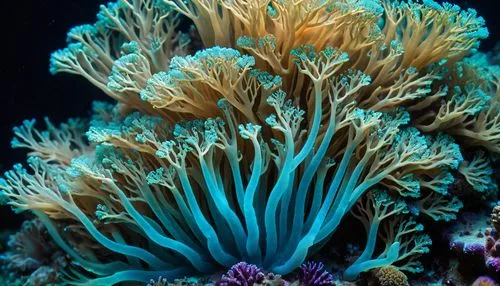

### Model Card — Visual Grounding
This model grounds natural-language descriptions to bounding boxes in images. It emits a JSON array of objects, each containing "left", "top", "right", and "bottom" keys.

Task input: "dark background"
[{"left": 0, "top": 0, "right": 498, "bottom": 229}]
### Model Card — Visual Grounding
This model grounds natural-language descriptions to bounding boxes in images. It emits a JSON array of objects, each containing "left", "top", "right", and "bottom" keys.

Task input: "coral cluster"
[
  {"left": 0, "top": 0, "right": 498, "bottom": 284},
  {"left": 148, "top": 262, "right": 291, "bottom": 285},
  {"left": 219, "top": 262, "right": 290, "bottom": 286},
  {"left": 0, "top": 219, "right": 68, "bottom": 285},
  {"left": 447, "top": 211, "right": 500, "bottom": 281}
]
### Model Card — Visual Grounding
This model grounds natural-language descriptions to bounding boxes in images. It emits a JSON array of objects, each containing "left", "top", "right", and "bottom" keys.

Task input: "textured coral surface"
[{"left": 0, "top": 0, "right": 498, "bottom": 285}]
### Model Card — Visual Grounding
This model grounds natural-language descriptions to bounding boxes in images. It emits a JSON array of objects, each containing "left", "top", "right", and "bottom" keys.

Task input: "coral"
[
  {"left": 0, "top": 218, "right": 68, "bottom": 285},
  {"left": 443, "top": 54, "right": 500, "bottom": 154},
  {"left": 220, "top": 262, "right": 265, "bottom": 286},
  {"left": 148, "top": 276, "right": 202, "bottom": 286},
  {"left": 297, "top": 262, "right": 334, "bottom": 286},
  {"left": 447, "top": 211, "right": 500, "bottom": 277},
  {"left": 448, "top": 213, "right": 488, "bottom": 255},
  {"left": 458, "top": 151, "right": 498, "bottom": 194},
  {"left": 147, "top": 267, "right": 286, "bottom": 286},
  {"left": 0, "top": 0, "right": 497, "bottom": 284},
  {"left": 373, "top": 266, "right": 409, "bottom": 286},
  {"left": 148, "top": 263, "right": 286, "bottom": 286},
  {"left": 344, "top": 191, "right": 432, "bottom": 279},
  {"left": 472, "top": 276, "right": 498, "bottom": 286},
  {"left": 492, "top": 205, "right": 500, "bottom": 232}
]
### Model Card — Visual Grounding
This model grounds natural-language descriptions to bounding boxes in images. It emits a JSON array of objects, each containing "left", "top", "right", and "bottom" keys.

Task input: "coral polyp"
[{"left": 0, "top": 0, "right": 498, "bottom": 284}]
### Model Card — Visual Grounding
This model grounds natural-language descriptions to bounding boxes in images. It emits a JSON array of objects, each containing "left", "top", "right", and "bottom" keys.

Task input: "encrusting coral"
[
  {"left": 0, "top": 0, "right": 498, "bottom": 284},
  {"left": 471, "top": 276, "right": 498, "bottom": 286},
  {"left": 373, "top": 266, "right": 409, "bottom": 286}
]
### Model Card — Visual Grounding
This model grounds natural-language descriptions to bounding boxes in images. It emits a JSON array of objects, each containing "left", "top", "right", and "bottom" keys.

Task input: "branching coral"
[
  {"left": 297, "top": 261, "right": 334, "bottom": 286},
  {"left": 344, "top": 190, "right": 433, "bottom": 279},
  {"left": 0, "top": 0, "right": 498, "bottom": 284},
  {"left": 416, "top": 52, "right": 500, "bottom": 153},
  {"left": 459, "top": 151, "right": 498, "bottom": 194},
  {"left": 50, "top": 0, "right": 190, "bottom": 113},
  {"left": 472, "top": 276, "right": 498, "bottom": 286}
]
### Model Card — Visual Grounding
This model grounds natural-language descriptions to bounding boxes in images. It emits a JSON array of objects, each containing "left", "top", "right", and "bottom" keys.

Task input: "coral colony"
[{"left": 0, "top": 0, "right": 499, "bottom": 285}]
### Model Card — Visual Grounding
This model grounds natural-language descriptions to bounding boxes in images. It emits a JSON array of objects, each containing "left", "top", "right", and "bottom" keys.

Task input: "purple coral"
[
  {"left": 298, "top": 262, "right": 334, "bottom": 286},
  {"left": 219, "top": 262, "right": 265, "bottom": 286}
]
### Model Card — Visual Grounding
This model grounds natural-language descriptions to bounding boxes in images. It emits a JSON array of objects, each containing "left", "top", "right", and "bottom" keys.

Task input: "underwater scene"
[{"left": 0, "top": 0, "right": 499, "bottom": 285}]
